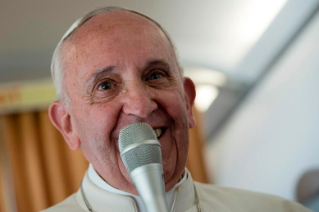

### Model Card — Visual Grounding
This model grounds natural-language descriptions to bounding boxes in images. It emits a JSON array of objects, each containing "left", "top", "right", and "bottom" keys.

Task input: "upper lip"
[
  {"left": 151, "top": 125, "right": 165, "bottom": 130},
  {"left": 113, "top": 123, "right": 167, "bottom": 138}
]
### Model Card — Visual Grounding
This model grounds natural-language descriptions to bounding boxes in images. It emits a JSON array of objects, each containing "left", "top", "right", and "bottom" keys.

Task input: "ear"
[
  {"left": 48, "top": 101, "right": 81, "bottom": 151},
  {"left": 183, "top": 77, "right": 196, "bottom": 128}
]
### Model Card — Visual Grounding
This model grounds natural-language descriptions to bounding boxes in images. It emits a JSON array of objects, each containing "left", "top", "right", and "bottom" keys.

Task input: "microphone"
[{"left": 119, "top": 123, "right": 169, "bottom": 212}]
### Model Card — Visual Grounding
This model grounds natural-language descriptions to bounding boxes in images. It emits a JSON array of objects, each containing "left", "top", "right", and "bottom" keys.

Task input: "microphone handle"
[{"left": 131, "top": 164, "right": 169, "bottom": 212}]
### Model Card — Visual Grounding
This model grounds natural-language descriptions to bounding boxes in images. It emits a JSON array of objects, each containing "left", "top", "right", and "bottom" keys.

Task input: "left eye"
[{"left": 147, "top": 72, "right": 164, "bottom": 81}]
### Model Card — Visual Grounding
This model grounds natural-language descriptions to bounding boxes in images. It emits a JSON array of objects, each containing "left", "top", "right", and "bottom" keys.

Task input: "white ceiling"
[{"left": 0, "top": 0, "right": 287, "bottom": 83}]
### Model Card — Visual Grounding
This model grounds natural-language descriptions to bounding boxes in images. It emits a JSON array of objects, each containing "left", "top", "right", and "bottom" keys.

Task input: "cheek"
[
  {"left": 157, "top": 89, "right": 189, "bottom": 150},
  {"left": 74, "top": 102, "right": 122, "bottom": 144},
  {"left": 162, "top": 91, "right": 188, "bottom": 123},
  {"left": 75, "top": 107, "right": 121, "bottom": 164}
]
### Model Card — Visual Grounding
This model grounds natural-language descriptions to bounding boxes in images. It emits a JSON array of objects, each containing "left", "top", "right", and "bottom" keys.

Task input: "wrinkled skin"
[{"left": 49, "top": 11, "right": 196, "bottom": 195}]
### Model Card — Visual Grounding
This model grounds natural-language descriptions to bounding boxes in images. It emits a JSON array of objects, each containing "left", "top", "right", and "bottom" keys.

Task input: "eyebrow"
[
  {"left": 86, "top": 60, "right": 170, "bottom": 90},
  {"left": 147, "top": 59, "right": 171, "bottom": 70},
  {"left": 87, "top": 65, "right": 115, "bottom": 90}
]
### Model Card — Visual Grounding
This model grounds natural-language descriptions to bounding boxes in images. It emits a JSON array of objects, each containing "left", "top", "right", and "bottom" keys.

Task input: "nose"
[{"left": 121, "top": 81, "right": 158, "bottom": 118}]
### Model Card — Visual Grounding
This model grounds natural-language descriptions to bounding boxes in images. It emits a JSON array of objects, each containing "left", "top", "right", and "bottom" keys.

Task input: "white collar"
[{"left": 88, "top": 164, "right": 188, "bottom": 212}]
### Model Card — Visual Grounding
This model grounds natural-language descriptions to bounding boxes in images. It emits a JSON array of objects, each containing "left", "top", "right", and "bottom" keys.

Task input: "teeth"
[{"left": 154, "top": 128, "right": 162, "bottom": 138}]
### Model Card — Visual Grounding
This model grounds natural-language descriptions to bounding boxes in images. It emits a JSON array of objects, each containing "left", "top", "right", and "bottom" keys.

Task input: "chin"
[{"left": 164, "top": 167, "right": 184, "bottom": 191}]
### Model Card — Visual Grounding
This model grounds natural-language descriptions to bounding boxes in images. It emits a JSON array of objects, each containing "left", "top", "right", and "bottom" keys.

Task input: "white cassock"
[{"left": 42, "top": 165, "right": 311, "bottom": 212}]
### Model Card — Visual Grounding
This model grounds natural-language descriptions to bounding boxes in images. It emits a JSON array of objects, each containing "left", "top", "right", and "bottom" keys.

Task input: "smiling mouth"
[{"left": 154, "top": 128, "right": 166, "bottom": 139}]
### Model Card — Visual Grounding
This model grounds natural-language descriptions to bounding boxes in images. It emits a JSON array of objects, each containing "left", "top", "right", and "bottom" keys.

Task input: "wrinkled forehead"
[
  {"left": 65, "top": 11, "right": 171, "bottom": 53},
  {"left": 58, "top": 11, "right": 181, "bottom": 94},
  {"left": 59, "top": 11, "right": 178, "bottom": 73}
]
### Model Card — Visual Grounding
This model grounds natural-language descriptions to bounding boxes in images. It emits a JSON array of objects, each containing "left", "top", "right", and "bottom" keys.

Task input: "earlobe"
[
  {"left": 183, "top": 77, "right": 196, "bottom": 128},
  {"left": 48, "top": 101, "right": 81, "bottom": 150}
]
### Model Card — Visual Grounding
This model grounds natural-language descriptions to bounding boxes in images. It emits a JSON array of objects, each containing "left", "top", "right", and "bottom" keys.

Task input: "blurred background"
[{"left": 1, "top": 0, "right": 319, "bottom": 211}]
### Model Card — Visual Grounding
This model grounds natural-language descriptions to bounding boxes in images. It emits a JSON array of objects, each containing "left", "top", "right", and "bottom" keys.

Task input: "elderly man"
[{"left": 44, "top": 6, "right": 310, "bottom": 212}]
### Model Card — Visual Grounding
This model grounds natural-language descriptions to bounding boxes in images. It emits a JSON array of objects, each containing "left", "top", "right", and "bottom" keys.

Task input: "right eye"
[
  {"left": 89, "top": 79, "right": 119, "bottom": 103},
  {"left": 98, "top": 80, "right": 114, "bottom": 90}
]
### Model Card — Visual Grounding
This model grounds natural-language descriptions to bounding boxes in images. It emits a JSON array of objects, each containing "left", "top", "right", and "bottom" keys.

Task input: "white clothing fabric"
[
  {"left": 87, "top": 164, "right": 187, "bottom": 212},
  {"left": 42, "top": 170, "right": 311, "bottom": 212}
]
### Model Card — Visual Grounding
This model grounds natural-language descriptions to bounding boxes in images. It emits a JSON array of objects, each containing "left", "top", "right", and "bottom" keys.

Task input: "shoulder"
[
  {"left": 194, "top": 182, "right": 312, "bottom": 212},
  {"left": 41, "top": 193, "right": 85, "bottom": 212}
]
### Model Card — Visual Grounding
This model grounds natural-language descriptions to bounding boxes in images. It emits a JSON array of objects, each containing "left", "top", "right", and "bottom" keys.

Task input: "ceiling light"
[{"left": 195, "top": 84, "right": 219, "bottom": 112}]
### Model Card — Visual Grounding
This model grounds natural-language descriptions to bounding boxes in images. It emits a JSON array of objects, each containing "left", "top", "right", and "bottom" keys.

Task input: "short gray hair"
[{"left": 51, "top": 6, "right": 182, "bottom": 104}]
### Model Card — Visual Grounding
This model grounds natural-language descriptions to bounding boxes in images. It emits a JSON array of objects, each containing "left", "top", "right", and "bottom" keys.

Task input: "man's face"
[{"left": 58, "top": 12, "right": 195, "bottom": 194}]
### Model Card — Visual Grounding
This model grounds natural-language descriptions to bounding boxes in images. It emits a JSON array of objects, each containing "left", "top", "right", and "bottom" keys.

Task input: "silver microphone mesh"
[{"left": 119, "top": 123, "right": 162, "bottom": 173}]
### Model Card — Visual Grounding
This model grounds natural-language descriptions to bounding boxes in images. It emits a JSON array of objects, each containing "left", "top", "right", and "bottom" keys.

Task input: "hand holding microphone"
[{"left": 119, "top": 123, "right": 169, "bottom": 212}]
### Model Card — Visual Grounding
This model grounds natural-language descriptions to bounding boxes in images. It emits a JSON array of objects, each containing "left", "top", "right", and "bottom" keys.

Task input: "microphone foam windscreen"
[{"left": 119, "top": 123, "right": 162, "bottom": 173}]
